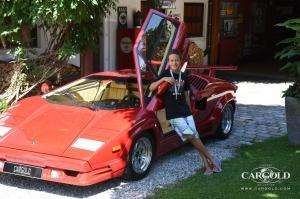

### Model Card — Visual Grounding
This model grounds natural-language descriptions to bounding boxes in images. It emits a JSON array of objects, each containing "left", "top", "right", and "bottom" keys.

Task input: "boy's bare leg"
[
  {"left": 199, "top": 152, "right": 210, "bottom": 170},
  {"left": 188, "top": 136, "right": 219, "bottom": 168}
]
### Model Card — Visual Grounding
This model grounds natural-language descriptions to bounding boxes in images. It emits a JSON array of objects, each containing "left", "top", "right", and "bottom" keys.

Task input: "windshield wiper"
[{"left": 81, "top": 103, "right": 95, "bottom": 111}]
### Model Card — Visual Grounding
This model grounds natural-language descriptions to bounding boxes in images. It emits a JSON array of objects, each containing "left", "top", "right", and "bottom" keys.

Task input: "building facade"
[
  {"left": 100, "top": 0, "right": 210, "bottom": 72},
  {"left": 1, "top": 0, "right": 300, "bottom": 77}
]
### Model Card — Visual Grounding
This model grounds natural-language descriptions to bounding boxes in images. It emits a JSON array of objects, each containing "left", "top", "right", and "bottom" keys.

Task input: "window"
[
  {"left": 0, "top": 29, "right": 38, "bottom": 49},
  {"left": 44, "top": 77, "right": 142, "bottom": 110},
  {"left": 184, "top": 3, "right": 204, "bottom": 37},
  {"left": 0, "top": 17, "right": 37, "bottom": 49},
  {"left": 136, "top": 13, "right": 177, "bottom": 76}
]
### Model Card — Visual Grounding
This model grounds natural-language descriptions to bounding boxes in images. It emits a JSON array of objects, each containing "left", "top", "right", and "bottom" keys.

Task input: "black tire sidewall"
[
  {"left": 123, "top": 133, "right": 154, "bottom": 180},
  {"left": 218, "top": 103, "right": 234, "bottom": 139}
]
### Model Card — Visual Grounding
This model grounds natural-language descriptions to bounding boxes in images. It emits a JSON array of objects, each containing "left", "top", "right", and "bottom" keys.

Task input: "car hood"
[{"left": 0, "top": 96, "right": 138, "bottom": 156}]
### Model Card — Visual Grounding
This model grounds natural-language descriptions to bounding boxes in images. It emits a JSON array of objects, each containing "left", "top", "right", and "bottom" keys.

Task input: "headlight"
[
  {"left": 0, "top": 126, "right": 11, "bottom": 137},
  {"left": 71, "top": 138, "right": 104, "bottom": 151}
]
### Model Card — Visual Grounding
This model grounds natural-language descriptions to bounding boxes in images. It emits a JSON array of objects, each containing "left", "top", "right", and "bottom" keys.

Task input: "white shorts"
[{"left": 169, "top": 115, "right": 200, "bottom": 142}]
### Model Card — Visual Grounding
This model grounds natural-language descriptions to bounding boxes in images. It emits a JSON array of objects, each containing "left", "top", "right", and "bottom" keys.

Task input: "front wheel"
[
  {"left": 123, "top": 133, "right": 154, "bottom": 180},
  {"left": 217, "top": 103, "right": 234, "bottom": 139}
]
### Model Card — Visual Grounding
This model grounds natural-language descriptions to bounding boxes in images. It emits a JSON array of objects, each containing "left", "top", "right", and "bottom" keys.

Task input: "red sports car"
[{"left": 0, "top": 9, "right": 237, "bottom": 186}]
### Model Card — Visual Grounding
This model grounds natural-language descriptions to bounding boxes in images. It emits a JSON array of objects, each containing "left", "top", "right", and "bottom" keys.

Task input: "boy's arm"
[{"left": 149, "top": 77, "right": 174, "bottom": 91}]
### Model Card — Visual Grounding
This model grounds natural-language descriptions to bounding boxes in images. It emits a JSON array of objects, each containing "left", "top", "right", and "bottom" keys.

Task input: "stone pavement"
[
  {"left": 216, "top": 104, "right": 286, "bottom": 149},
  {"left": 214, "top": 82, "right": 289, "bottom": 149}
]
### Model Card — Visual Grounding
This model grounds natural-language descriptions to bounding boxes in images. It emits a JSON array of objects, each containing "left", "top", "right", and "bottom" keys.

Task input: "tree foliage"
[
  {"left": 0, "top": 0, "right": 117, "bottom": 104},
  {"left": 0, "top": 0, "right": 117, "bottom": 56}
]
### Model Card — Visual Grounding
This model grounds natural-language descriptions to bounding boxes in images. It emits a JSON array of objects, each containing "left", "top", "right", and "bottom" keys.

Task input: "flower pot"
[{"left": 285, "top": 96, "right": 300, "bottom": 145}]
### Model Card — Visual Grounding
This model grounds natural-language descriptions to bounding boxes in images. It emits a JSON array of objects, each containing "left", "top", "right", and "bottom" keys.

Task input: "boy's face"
[{"left": 168, "top": 54, "right": 180, "bottom": 72}]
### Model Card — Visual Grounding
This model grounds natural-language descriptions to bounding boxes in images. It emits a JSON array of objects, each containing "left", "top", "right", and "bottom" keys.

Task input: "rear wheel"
[
  {"left": 123, "top": 133, "right": 154, "bottom": 180},
  {"left": 217, "top": 103, "right": 234, "bottom": 139}
]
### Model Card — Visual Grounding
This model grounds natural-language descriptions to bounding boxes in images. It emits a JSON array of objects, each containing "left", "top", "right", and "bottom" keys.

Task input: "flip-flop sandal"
[
  {"left": 212, "top": 159, "right": 222, "bottom": 173},
  {"left": 204, "top": 168, "right": 213, "bottom": 176}
]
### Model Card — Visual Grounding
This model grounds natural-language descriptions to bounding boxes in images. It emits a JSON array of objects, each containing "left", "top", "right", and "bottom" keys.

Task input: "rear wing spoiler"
[
  {"left": 186, "top": 64, "right": 238, "bottom": 77},
  {"left": 150, "top": 60, "right": 238, "bottom": 78}
]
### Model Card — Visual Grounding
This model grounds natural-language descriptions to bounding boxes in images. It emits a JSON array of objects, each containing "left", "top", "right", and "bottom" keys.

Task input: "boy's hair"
[{"left": 168, "top": 49, "right": 181, "bottom": 58}]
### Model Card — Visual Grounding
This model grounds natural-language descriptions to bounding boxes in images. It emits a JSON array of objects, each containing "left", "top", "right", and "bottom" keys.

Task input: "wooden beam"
[{"left": 210, "top": 0, "right": 220, "bottom": 65}]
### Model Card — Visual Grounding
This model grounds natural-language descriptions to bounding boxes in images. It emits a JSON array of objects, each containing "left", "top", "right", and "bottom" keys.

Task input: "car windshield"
[{"left": 43, "top": 77, "right": 141, "bottom": 110}]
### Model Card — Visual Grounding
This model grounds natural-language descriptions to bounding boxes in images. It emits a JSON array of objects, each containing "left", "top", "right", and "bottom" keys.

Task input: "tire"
[
  {"left": 123, "top": 133, "right": 154, "bottom": 180},
  {"left": 217, "top": 103, "right": 234, "bottom": 139}
]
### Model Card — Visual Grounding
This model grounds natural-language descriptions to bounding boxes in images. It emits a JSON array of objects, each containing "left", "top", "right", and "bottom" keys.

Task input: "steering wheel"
[{"left": 122, "top": 93, "right": 140, "bottom": 104}]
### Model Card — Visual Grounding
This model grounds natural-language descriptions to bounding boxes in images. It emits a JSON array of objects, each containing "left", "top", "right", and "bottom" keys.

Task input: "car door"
[{"left": 133, "top": 9, "right": 185, "bottom": 108}]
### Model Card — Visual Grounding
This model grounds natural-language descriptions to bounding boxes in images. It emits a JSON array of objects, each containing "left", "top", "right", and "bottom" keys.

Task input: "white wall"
[
  {"left": 166, "top": 0, "right": 209, "bottom": 64},
  {"left": 102, "top": 0, "right": 141, "bottom": 71}
]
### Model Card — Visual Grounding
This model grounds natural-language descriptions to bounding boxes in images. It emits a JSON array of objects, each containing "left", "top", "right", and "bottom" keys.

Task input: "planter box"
[{"left": 285, "top": 97, "right": 300, "bottom": 145}]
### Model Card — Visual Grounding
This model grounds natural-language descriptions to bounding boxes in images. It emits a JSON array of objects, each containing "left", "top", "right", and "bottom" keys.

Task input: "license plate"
[{"left": 3, "top": 162, "right": 42, "bottom": 179}]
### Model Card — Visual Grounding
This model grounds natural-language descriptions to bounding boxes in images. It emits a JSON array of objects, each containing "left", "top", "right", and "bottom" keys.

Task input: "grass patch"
[{"left": 148, "top": 136, "right": 300, "bottom": 199}]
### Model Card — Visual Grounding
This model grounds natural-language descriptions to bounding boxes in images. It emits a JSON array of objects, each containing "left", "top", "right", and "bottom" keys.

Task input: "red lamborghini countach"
[{"left": 0, "top": 9, "right": 237, "bottom": 186}]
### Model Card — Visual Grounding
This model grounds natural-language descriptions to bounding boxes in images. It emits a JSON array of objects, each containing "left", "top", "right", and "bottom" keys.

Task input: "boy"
[{"left": 149, "top": 49, "right": 221, "bottom": 175}]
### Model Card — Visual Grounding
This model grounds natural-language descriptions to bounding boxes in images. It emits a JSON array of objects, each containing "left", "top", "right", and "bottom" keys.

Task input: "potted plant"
[{"left": 275, "top": 18, "right": 300, "bottom": 145}]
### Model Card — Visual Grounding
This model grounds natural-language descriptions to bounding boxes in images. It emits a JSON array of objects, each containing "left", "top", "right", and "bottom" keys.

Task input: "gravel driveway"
[{"left": 0, "top": 82, "right": 290, "bottom": 199}]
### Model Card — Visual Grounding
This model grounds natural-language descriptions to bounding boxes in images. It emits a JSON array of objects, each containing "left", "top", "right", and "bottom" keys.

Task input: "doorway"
[{"left": 211, "top": 0, "right": 300, "bottom": 81}]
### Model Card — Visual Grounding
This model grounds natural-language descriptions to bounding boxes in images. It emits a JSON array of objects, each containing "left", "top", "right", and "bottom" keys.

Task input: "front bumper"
[{"left": 0, "top": 146, "right": 125, "bottom": 186}]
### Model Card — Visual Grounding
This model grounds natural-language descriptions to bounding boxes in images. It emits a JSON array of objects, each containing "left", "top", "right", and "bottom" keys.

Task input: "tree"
[{"left": 0, "top": 0, "right": 117, "bottom": 106}]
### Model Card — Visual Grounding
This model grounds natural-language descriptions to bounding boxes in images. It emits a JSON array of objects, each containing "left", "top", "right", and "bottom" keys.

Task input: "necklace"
[{"left": 170, "top": 69, "right": 181, "bottom": 100}]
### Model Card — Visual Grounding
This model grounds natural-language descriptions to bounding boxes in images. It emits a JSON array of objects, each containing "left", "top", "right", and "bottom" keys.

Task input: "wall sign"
[
  {"left": 220, "top": 2, "right": 240, "bottom": 38},
  {"left": 118, "top": 7, "right": 127, "bottom": 29},
  {"left": 223, "top": 19, "right": 238, "bottom": 38},
  {"left": 120, "top": 37, "right": 133, "bottom": 54},
  {"left": 160, "top": 0, "right": 176, "bottom": 9}
]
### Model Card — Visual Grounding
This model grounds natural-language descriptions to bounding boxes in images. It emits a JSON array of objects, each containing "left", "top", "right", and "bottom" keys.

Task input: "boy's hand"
[
  {"left": 162, "top": 77, "right": 175, "bottom": 85},
  {"left": 149, "top": 77, "right": 174, "bottom": 92}
]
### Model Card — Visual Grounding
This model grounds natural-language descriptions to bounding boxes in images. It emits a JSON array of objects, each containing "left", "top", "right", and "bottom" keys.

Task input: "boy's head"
[{"left": 168, "top": 49, "right": 181, "bottom": 72}]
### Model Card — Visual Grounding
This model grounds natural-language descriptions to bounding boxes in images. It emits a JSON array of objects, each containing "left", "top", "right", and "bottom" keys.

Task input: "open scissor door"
[{"left": 133, "top": 9, "right": 186, "bottom": 107}]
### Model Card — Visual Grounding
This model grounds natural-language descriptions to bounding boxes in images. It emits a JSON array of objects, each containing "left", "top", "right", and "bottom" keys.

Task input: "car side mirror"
[
  {"left": 195, "top": 98, "right": 206, "bottom": 110},
  {"left": 157, "top": 81, "right": 171, "bottom": 96}
]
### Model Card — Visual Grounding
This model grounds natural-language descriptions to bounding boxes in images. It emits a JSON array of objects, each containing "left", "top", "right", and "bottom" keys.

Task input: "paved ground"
[{"left": 0, "top": 82, "right": 291, "bottom": 199}]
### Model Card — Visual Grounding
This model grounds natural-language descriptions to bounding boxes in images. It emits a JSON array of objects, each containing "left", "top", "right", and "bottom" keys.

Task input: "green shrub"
[{"left": 275, "top": 18, "right": 300, "bottom": 100}]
